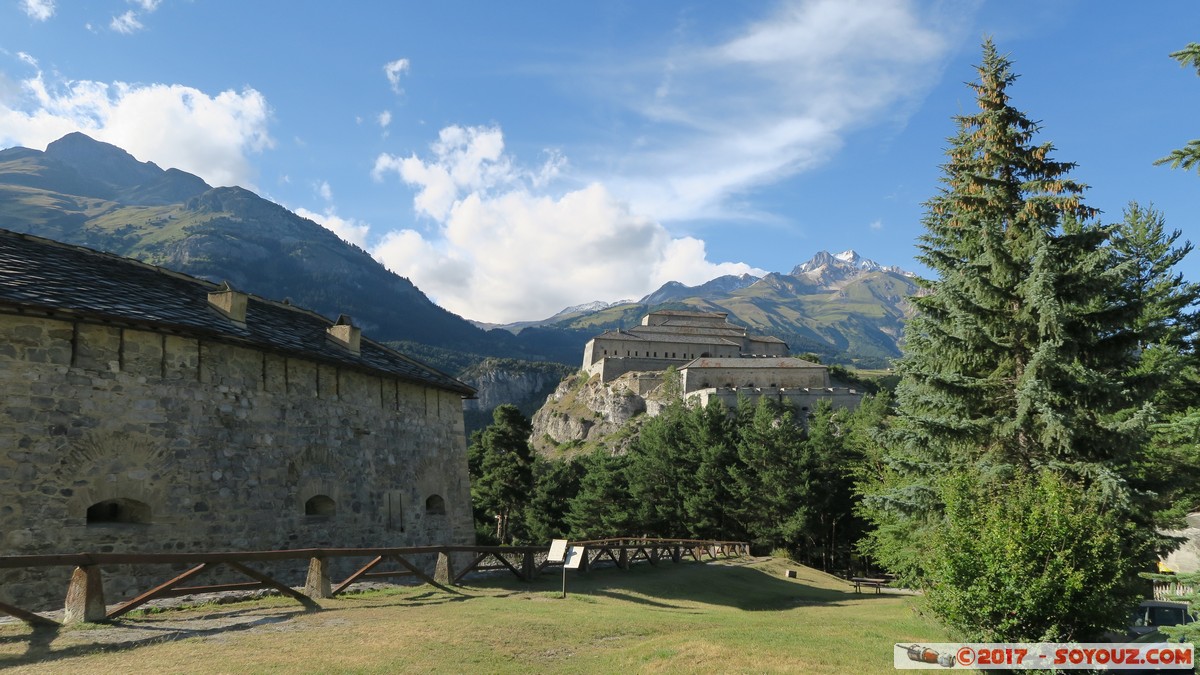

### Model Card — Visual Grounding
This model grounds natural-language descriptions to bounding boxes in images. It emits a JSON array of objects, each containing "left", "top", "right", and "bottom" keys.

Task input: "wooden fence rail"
[{"left": 0, "top": 538, "right": 749, "bottom": 627}]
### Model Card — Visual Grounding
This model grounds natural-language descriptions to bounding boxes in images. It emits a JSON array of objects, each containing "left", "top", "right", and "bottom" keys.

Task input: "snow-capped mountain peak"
[{"left": 791, "top": 250, "right": 913, "bottom": 286}]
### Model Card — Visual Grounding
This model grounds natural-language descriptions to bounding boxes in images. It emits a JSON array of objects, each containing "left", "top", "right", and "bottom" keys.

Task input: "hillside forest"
[{"left": 467, "top": 39, "right": 1200, "bottom": 644}]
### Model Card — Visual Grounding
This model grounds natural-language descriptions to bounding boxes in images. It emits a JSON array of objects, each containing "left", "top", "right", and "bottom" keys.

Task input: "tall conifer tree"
[{"left": 860, "top": 40, "right": 1160, "bottom": 638}]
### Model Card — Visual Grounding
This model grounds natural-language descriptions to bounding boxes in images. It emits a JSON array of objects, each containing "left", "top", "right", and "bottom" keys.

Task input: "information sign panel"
[
  {"left": 564, "top": 546, "right": 585, "bottom": 569},
  {"left": 548, "top": 539, "right": 568, "bottom": 563}
]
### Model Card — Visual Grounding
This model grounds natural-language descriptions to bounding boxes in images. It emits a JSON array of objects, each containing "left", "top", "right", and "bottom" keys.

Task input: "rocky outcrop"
[
  {"left": 462, "top": 359, "right": 574, "bottom": 414},
  {"left": 529, "top": 371, "right": 654, "bottom": 455}
]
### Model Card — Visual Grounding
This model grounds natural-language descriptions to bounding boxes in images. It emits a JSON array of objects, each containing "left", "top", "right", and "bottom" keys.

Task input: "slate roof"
[
  {"left": 0, "top": 229, "right": 475, "bottom": 396},
  {"left": 591, "top": 329, "right": 740, "bottom": 346},
  {"left": 680, "top": 357, "right": 824, "bottom": 369},
  {"left": 630, "top": 324, "right": 747, "bottom": 338},
  {"left": 745, "top": 335, "right": 787, "bottom": 344}
]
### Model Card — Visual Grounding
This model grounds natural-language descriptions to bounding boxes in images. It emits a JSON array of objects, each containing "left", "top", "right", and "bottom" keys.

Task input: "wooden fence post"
[
  {"left": 63, "top": 565, "right": 105, "bottom": 624},
  {"left": 618, "top": 547, "right": 629, "bottom": 570},
  {"left": 305, "top": 556, "right": 331, "bottom": 599},
  {"left": 522, "top": 551, "right": 536, "bottom": 581},
  {"left": 671, "top": 545, "right": 681, "bottom": 564}
]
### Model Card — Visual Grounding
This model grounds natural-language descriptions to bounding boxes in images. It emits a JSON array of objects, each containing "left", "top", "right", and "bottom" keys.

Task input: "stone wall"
[
  {"left": 586, "top": 338, "right": 729, "bottom": 368},
  {"left": 585, "top": 356, "right": 691, "bottom": 382},
  {"left": 744, "top": 337, "right": 789, "bottom": 357},
  {"left": 0, "top": 313, "right": 473, "bottom": 610},
  {"left": 680, "top": 365, "right": 828, "bottom": 391},
  {"left": 684, "top": 387, "right": 862, "bottom": 414}
]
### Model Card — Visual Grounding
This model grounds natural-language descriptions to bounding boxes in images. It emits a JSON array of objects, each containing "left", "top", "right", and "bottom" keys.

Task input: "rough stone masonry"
[{"left": 0, "top": 230, "right": 477, "bottom": 610}]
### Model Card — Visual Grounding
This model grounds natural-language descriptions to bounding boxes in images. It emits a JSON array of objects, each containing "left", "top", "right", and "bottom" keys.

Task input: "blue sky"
[{"left": 2, "top": 1, "right": 1199, "bottom": 323}]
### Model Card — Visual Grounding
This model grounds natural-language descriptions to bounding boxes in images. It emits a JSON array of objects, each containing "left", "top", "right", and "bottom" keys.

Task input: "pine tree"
[
  {"left": 730, "top": 397, "right": 807, "bottom": 551},
  {"left": 681, "top": 400, "right": 743, "bottom": 541},
  {"left": 1155, "top": 43, "right": 1200, "bottom": 173},
  {"left": 625, "top": 399, "right": 694, "bottom": 537},
  {"left": 1135, "top": 42, "right": 1200, "bottom": 644},
  {"left": 522, "top": 456, "right": 584, "bottom": 543},
  {"left": 565, "top": 450, "right": 631, "bottom": 540},
  {"left": 860, "top": 39, "right": 1160, "bottom": 640},
  {"left": 1111, "top": 201, "right": 1200, "bottom": 410},
  {"left": 470, "top": 404, "right": 535, "bottom": 544}
]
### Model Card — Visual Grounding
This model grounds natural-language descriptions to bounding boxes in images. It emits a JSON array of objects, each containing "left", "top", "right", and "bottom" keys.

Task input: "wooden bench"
[{"left": 851, "top": 577, "right": 888, "bottom": 594}]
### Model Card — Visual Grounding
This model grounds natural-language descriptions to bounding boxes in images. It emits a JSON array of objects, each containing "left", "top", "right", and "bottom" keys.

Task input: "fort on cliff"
[
  {"left": 0, "top": 230, "right": 476, "bottom": 609},
  {"left": 581, "top": 310, "right": 861, "bottom": 413}
]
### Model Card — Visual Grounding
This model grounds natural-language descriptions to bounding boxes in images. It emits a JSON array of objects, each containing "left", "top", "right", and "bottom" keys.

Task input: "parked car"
[{"left": 1128, "top": 601, "right": 1193, "bottom": 639}]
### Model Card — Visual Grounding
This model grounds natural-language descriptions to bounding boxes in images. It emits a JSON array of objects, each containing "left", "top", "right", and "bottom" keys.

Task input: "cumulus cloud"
[
  {"left": 295, "top": 207, "right": 371, "bottom": 249},
  {"left": 869, "top": 219, "right": 883, "bottom": 231},
  {"left": 600, "top": 0, "right": 960, "bottom": 221},
  {"left": 130, "top": 0, "right": 161, "bottom": 10},
  {"left": 371, "top": 125, "right": 763, "bottom": 323},
  {"left": 294, "top": 180, "right": 371, "bottom": 248},
  {"left": 0, "top": 69, "right": 273, "bottom": 187},
  {"left": 377, "top": 110, "right": 391, "bottom": 128},
  {"left": 20, "top": 0, "right": 54, "bottom": 21},
  {"left": 383, "top": 58, "right": 410, "bottom": 94},
  {"left": 110, "top": 10, "right": 143, "bottom": 33}
]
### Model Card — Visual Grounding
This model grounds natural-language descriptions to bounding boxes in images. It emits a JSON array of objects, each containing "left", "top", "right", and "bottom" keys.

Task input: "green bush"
[{"left": 923, "top": 470, "right": 1152, "bottom": 642}]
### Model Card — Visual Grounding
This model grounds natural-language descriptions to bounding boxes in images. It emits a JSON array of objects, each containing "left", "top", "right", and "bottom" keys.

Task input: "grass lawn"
[{"left": 0, "top": 556, "right": 948, "bottom": 673}]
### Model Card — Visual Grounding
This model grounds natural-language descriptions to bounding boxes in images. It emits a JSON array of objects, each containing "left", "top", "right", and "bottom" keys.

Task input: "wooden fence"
[{"left": 0, "top": 538, "right": 749, "bottom": 627}]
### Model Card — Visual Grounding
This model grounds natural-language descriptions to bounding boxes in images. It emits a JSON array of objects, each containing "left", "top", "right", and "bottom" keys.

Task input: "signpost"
[{"left": 548, "top": 539, "right": 583, "bottom": 598}]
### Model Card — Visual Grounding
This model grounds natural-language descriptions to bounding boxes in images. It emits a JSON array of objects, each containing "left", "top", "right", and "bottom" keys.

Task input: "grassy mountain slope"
[
  {"left": 0, "top": 134, "right": 570, "bottom": 367},
  {"left": 537, "top": 271, "right": 917, "bottom": 367},
  {"left": 0, "top": 133, "right": 917, "bottom": 372}
]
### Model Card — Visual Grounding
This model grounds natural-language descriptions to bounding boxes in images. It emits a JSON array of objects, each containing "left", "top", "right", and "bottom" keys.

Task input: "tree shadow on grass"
[
  {"left": 0, "top": 610, "right": 304, "bottom": 670},
  {"left": 467, "top": 559, "right": 898, "bottom": 612},
  {"left": 0, "top": 588, "right": 478, "bottom": 669}
]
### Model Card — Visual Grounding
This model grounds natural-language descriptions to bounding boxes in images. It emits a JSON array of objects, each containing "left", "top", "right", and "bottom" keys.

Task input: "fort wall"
[
  {"left": 586, "top": 356, "right": 688, "bottom": 382},
  {"left": 680, "top": 364, "right": 828, "bottom": 391},
  {"left": 0, "top": 313, "right": 473, "bottom": 610},
  {"left": 684, "top": 387, "right": 863, "bottom": 413}
]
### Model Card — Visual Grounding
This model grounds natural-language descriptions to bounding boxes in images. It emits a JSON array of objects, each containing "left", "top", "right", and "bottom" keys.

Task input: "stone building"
[
  {"left": 582, "top": 310, "right": 788, "bottom": 381},
  {"left": 580, "top": 310, "right": 861, "bottom": 415},
  {"left": 0, "top": 230, "right": 476, "bottom": 609}
]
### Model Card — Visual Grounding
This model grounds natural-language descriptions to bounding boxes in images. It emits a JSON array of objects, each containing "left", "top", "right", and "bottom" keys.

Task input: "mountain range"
[
  {"left": 496, "top": 249, "right": 919, "bottom": 367},
  {"left": 0, "top": 133, "right": 919, "bottom": 371}
]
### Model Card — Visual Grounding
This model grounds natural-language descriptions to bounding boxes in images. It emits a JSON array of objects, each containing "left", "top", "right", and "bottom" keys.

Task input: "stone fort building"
[
  {"left": 0, "top": 230, "right": 476, "bottom": 609},
  {"left": 582, "top": 310, "right": 860, "bottom": 412}
]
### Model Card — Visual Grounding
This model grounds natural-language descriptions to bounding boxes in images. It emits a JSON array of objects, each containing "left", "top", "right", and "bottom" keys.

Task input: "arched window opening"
[
  {"left": 305, "top": 494, "right": 336, "bottom": 517},
  {"left": 86, "top": 498, "right": 151, "bottom": 525},
  {"left": 425, "top": 494, "right": 446, "bottom": 516}
]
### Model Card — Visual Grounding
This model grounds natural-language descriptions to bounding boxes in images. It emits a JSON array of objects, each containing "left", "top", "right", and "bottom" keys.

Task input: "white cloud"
[
  {"left": 869, "top": 219, "right": 883, "bottom": 231},
  {"left": 20, "top": 0, "right": 54, "bottom": 21},
  {"left": 110, "top": 10, "right": 143, "bottom": 34},
  {"left": 377, "top": 110, "right": 391, "bottom": 128},
  {"left": 0, "top": 70, "right": 273, "bottom": 188},
  {"left": 598, "top": 0, "right": 960, "bottom": 222},
  {"left": 374, "top": 124, "right": 513, "bottom": 221},
  {"left": 315, "top": 180, "right": 332, "bottom": 202},
  {"left": 295, "top": 207, "right": 370, "bottom": 249},
  {"left": 371, "top": 124, "right": 764, "bottom": 323},
  {"left": 130, "top": 0, "right": 161, "bottom": 10},
  {"left": 383, "top": 58, "right": 410, "bottom": 94},
  {"left": 17, "top": 52, "right": 38, "bottom": 67}
]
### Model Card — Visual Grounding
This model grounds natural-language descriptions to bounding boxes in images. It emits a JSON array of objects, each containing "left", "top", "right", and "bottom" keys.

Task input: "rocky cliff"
[
  {"left": 530, "top": 371, "right": 665, "bottom": 456},
  {"left": 459, "top": 358, "right": 575, "bottom": 434}
]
